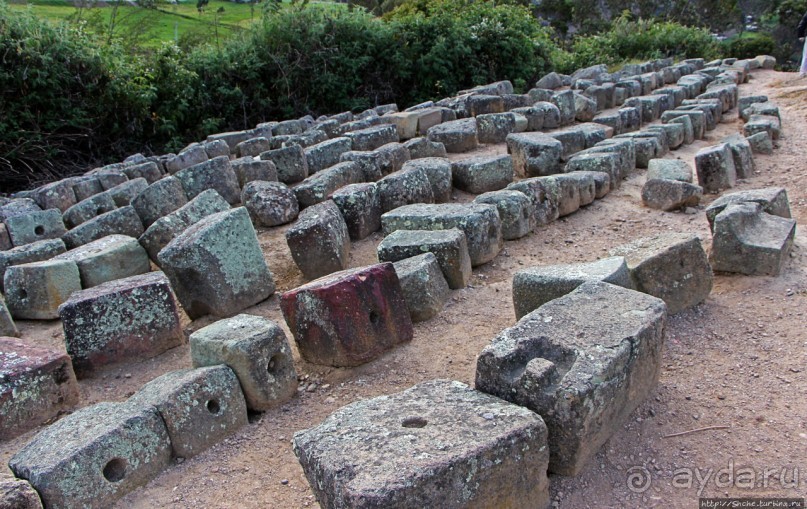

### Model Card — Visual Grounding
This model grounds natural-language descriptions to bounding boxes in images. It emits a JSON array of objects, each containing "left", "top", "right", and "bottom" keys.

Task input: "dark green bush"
[{"left": 721, "top": 33, "right": 777, "bottom": 60}]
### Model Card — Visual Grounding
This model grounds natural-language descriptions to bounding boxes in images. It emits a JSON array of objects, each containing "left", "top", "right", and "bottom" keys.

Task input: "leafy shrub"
[{"left": 721, "top": 33, "right": 777, "bottom": 59}]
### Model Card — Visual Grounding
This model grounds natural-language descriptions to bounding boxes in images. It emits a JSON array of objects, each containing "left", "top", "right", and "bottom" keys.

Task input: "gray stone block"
[
  {"left": 738, "top": 95, "right": 768, "bottom": 118},
  {"left": 506, "top": 132, "right": 563, "bottom": 177},
  {"left": 744, "top": 114, "right": 781, "bottom": 140},
  {"left": 0, "top": 238, "right": 66, "bottom": 292},
  {"left": 5, "top": 209, "right": 67, "bottom": 246},
  {"left": 647, "top": 159, "right": 693, "bottom": 182},
  {"left": 610, "top": 232, "right": 712, "bottom": 314},
  {"left": 392, "top": 253, "right": 451, "bottom": 322},
  {"left": 260, "top": 145, "right": 309, "bottom": 184},
  {"left": 536, "top": 71, "right": 563, "bottom": 89},
  {"left": 159, "top": 207, "right": 275, "bottom": 319},
  {"left": 710, "top": 202, "right": 796, "bottom": 276},
  {"left": 63, "top": 206, "right": 144, "bottom": 249},
  {"left": 128, "top": 366, "right": 247, "bottom": 458},
  {"left": 570, "top": 170, "right": 610, "bottom": 199},
  {"left": 235, "top": 137, "right": 272, "bottom": 158},
  {"left": 231, "top": 158, "right": 278, "bottom": 188},
  {"left": 122, "top": 161, "right": 162, "bottom": 184},
  {"left": 63, "top": 191, "right": 118, "bottom": 231},
  {"left": 175, "top": 156, "right": 241, "bottom": 205},
  {"left": 242, "top": 181, "right": 299, "bottom": 227},
  {"left": 746, "top": 131, "right": 774, "bottom": 155},
  {"left": 103, "top": 178, "right": 149, "bottom": 207},
  {"left": 378, "top": 228, "right": 472, "bottom": 289},
  {"left": 512, "top": 257, "right": 632, "bottom": 319},
  {"left": 71, "top": 176, "right": 103, "bottom": 202},
  {"left": 641, "top": 179, "right": 703, "bottom": 211},
  {"left": 190, "top": 314, "right": 297, "bottom": 411},
  {"left": 53, "top": 234, "right": 150, "bottom": 288},
  {"left": 506, "top": 177, "right": 560, "bottom": 226},
  {"left": 722, "top": 134, "right": 756, "bottom": 179},
  {"left": 551, "top": 89, "right": 576, "bottom": 125},
  {"left": 0, "top": 199, "right": 41, "bottom": 222},
  {"left": 662, "top": 110, "right": 705, "bottom": 139},
  {"left": 344, "top": 124, "right": 399, "bottom": 151},
  {"left": 293, "top": 161, "right": 364, "bottom": 209},
  {"left": 203, "top": 139, "right": 231, "bottom": 159},
  {"left": 4, "top": 259, "right": 82, "bottom": 320},
  {"left": 340, "top": 150, "right": 386, "bottom": 182},
  {"left": 451, "top": 155, "right": 513, "bottom": 194},
  {"left": 132, "top": 176, "right": 188, "bottom": 228},
  {"left": 574, "top": 92, "right": 597, "bottom": 122},
  {"left": 695, "top": 143, "right": 737, "bottom": 193},
  {"left": 476, "top": 112, "right": 521, "bottom": 144},
  {"left": 305, "top": 137, "right": 353, "bottom": 174},
  {"left": 476, "top": 281, "right": 666, "bottom": 475},
  {"left": 646, "top": 123, "right": 684, "bottom": 149},
  {"left": 374, "top": 142, "right": 411, "bottom": 176},
  {"left": 0, "top": 293, "right": 19, "bottom": 337},
  {"left": 0, "top": 472, "right": 42, "bottom": 509},
  {"left": 426, "top": 119, "right": 479, "bottom": 153},
  {"left": 272, "top": 119, "right": 305, "bottom": 136},
  {"left": 381, "top": 203, "right": 502, "bottom": 266},
  {"left": 474, "top": 190, "right": 534, "bottom": 240},
  {"left": 331, "top": 183, "right": 381, "bottom": 241},
  {"left": 9, "top": 402, "right": 171, "bottom": 509},
  {"left": 548, "top": 128, "right": 586, "bottom": 161},
  {"left": 285, "top": 200, "right": 350, "bottom": 280},
  {"left": 565, "top": 152, "right": 622, "bottom": 188},
  {"left": 33, "top": 180, "right": 77, "bottom": 213},
  {"left": 293, "top": 380, "right": 549, "bottom": 509},
  {"left": 705, "top": 187, "right": 791, "bottom": 231},
  {"left": 404, "top": 137, "right": 447, "bottom": 159},
  {"left": 376, "top": 167, "right": 435, "bottom": 213}
]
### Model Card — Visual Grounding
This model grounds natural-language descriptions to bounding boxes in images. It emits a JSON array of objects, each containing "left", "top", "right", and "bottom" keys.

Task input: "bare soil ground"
[{"left": 2, "top": 69, "right": 805, "bottom": 509}]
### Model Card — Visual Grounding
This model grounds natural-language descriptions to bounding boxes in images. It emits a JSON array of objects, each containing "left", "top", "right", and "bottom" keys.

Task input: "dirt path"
[{"left": 2, "top": 69, "right": 805, "bottom": 509}]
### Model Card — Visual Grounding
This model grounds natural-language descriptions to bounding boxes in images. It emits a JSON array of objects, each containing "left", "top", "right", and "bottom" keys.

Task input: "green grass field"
[{"left": 7, "top": 0, "right": 344, "bottom": 48}]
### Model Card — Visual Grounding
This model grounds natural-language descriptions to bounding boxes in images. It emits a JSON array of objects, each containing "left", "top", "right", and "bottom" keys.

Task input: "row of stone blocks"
[
  {"left": 3, "top": 312, "right": 300, "bottom": 508},
  {"left": 292, "top": 280, "right": 668, "bottom": 508}
]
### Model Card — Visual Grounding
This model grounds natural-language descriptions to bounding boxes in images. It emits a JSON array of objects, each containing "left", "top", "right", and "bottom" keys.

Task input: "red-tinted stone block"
[
  {"left": 0, "top": 338, "right": 80, "bottom": 440},
  {"left": 280, "top": 263, "right": 413, "bottom": 367}
]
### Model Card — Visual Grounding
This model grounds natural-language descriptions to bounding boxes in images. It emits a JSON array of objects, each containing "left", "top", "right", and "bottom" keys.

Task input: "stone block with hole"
[
  {"left": 476, "top": 281, "right": 666, "bottom": 475},
  {"left": 128, "top": 366, "right": 247, "bottom": 459},
  {"left": 344, "top": 125, "right": 399, "bottom": 152},
  {"left": 242, "top": 180, "right": 299, "bottom": 227},
  {"left": 62, "top": 193, "right": 117, "bottom": 230},
  {"left": 58, "top": 271, "right": 183, "bottom": 377},
  {"left": 377, "top": 228, "right": 472, "bottom": 290},
  {"left": 474, "top": 190, "right": 534, "bottom": 240},
  {"left": 332, "top": 183, "right": 381, "bottom": 241},
  {"left": 647, "top": 159, "right": 692, "bottom": 182},
  {"left": 304, "top": 137, "right": 353, "bottom": 174},
  {"left": 165, "top": 144, "right": 208, "bottom": 174},
  {"left": 451, "top": 155, "right": 514, "bottom": 194},
  {"left": 4, "top": 259, "right": 81, "bottom": 320},
  {"left": 400, "top": 158, "right": 452, "bottom": 203},
  {"left": 190, "top": 314, "right": 297, "bottom": 411},
  {"left": 512, "top": 257, "right": 632, "bottom": 319},
  {"left": 695, "top": 144, "right": 736, "bottom": 194},
  {"left": 506, "top": 132, "right": 563, "bottom": 177},
  {"left": 709, "top": 202, "right": 796, "bottom": 276},
  {"left": 175, "top": 156, "right": 241, "bottom": 205},
  {"left": 138, "top": 189, "right": 230, "bottom": 263},
  {"left": 0, "top": 294, "right": 19, "bottom": 337},
  {"left": 9, "top": 402, "right": 171, "bottom": 509},
  {"left": 426, "top": 119, "right": 478, "bottom": 153},
  {"left": 610, "top": 232, "right": 712, "bottom": 314},
  {"left": 103, "top": 178, "right": 149, "bottom": 207},
  {"left": 159, "top": 208, "right": 274, "bottom": 319},
  {"left": 376, "top": 166, "right": 435, "bottom": 213},
  {"left": 63, "top": 206, "right": 144, "bottom": 249},
  {"left": 292, "top": 161, "right": 364, "bottom": 209},
  {"left": 281, "top": 263, "right": 412, "bottom": 367},
  {"left": 0, "top": 338, "right": 79, "bottom": 440},
  {"left": 505, "top": 178, "right": 560, "bottom": 226},
  {"left": 381, "top": 203, "right": 502, "bottom": 267},
  {"left": 392, "top": 253, "right": 451, "bottom": 322},
  {"left": 404, "top": 137, "right": 447, "bottom": 159},
  {"left": 4, "top": 209, "right": 67, "bottom": 247},
  {"left": 260, "top": 145, "right": 309, "bottom": 184},
  {"left": 286, "top": 200, "right": 350, "bottom": 280},
  {"left": 722, "top": 134, "right": 756, "bottom": 179},
  {"left": 33, "top": 181, "right": 77, "bottom": 213},
  {"left": 131, "top": 176, "right": 189, "bottom": 228},
  {"left": 641, "top": 179, "right": 703, "bottom": 211},
  {"left": 293, "top": 379, "right": 550, "bottom": 509},
  {"left": 53, "top": 234, "right": 150, "bottom": 288},
  {"left": 705, "top": 187, "right": 791, "bottom": 232},
  {"left": 235, "top": 137, "right": 272, "bottom": 158}
]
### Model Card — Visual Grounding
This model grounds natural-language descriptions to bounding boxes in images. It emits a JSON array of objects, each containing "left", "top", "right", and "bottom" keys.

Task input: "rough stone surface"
[
  {"left": 0, "top": 199, "right": 42, "bottom": 222},
  {"left": 280, "top": 263, "right": 413, "bottom": 367},
  {"left": 0, "top": 473, "right": 42, "bottom": 509},
  {"left": 58, "top": 271, "right": 184, "bottom": 377},
  {"left": 5, "top": 209, "right": 67, "bottom": 246},
  {"left": 242, "top": 181, "right": 299, "bottom": 227},
  {"left": 476, "top": 113, "right": 521, "bottom": 144},
  {"left": 33, "top": 180, "right": 77, "bottom": 213},
  {"left": 260, "top": 145, "right": 309, "bottom": 184},
  {"left": 339, "top": 150, "right": 386, "bottom": 182},
  {"left": 381, "top": 203, "right": 502, "bottom": 266},
  {"left": 53, "top": 234, "right": 150, "bottom": 288},
  {"left": 476, "top": 281, "right": 666, "bottom": 475},
  {"left": 506, "top": 178, "right": 560, "bottom": 226},
  {"left": 641, "top": 179, "right": 703, "bottom": 211},
  {"left": 404, "top": 137, "right": 447, "bottom": 159},
  {"left": 558, "top": 172, "right": 597, "bottom": 207},
  {"left": 426, "top": 119, "right": 479, "bottom": 153},
  {"left": 103, "top": 178, "right": 149, "bottom": 207},
  {"left": 9, "top": 402, "right": 172, "bottom": 509},
  {"left": 132, "top": 176, "right": 189, "bottom": 228},
  {"left": 159, "top": 207, "right": 275, "bottom": 319},
  {"left": 709, "top": 202, "right": 796, "bottom": 276},
  {"left": 545, "top": 174, "right": 580, "bottom": 217},
  {"left": 235, "top": 137, "right": 272, "bottom": 158},
  {"left": 610, "top": 232, "right": 713, "bottom": 314},
  {"left": 305, "top": 137, "right": 353, "bottom": 174},
  {"left": 506, "top": 132, "right": 563, "bottom": 177},
  {"left": 4, "top": 259, "right": 81, "bottom": 320},
  {"left": 552, "top": 90, "right": 576, "bottom": 125},
  {"left": 401, "top": 158, "right": 452, "bottom": 203},
  {"left": 0, "top": 338, "right": 79, "bottom": 440},
  {"left": 451, "top": 155, "right": 514, "bottom": 194},
  {"left": 722, "top": 134, "right": 756, "bottom": 179},
  {"left": 0, "top": 294, "right": 19, "bottom": 337},
  {"left": 175, "top": 156, "right": 241, "bottom": 205},
  {"left": 62, "top": 194, "right": 118, "bottom": 230},
  {"left": 190, "top": 314, "right": 297, "bottom": 411},
  {"left": 695, "top": 143, "right": 737, "bottom": 193},
  {"left": 746, "top": 131, "right": 774, "bottom": 155},
  {"left": 293, "top": 161, "right": 364, "bottom": 209},
  {"left": 705, "top": 187, "right": 791, "bottom": 231},
  {"left": 344, "top": 125, "right": 399, "bottom": 151},
  {"left": 378, "top": 228, "right": 472, "bottom": 290},
  {"left": 128, "top": 366, "right": 248, "bottom": 458},
  {"left": 512, "top": 257, "right": 632, "bottom": 319},
  {"left": 564, "top": 152, "right": 622, "bottom": 188},
  {"left": 0, "top": 238, "right": 66, "bottom": 292},
  {"left": 231, "top": 158, "right": 278, "bottom": 188},
  {"left": 285, "top": 200, "right": 351, "bottom": 280},
  {"left": 376, "top": 167, "right": 435, "bottom": 213},
  {"left": 331, "top": 183, "right": 381, "bottom": 241},
  {"left": 122, "top": 161, "right": 162, "bottom": 185},
  {"left": 647, "top": 159, "right": 693, "bottom": 182},
  {"left": 293, "top": 380, "right": 550, "bottom": 509},
  {"left": 63, "top": 206, "right": 145, "bottom": 249},
  {"left": 474, "top": 190, "right": 534, "bottom": 240},
  {"left": 392, "top": 253, "right": 451, "bottom": 322}
]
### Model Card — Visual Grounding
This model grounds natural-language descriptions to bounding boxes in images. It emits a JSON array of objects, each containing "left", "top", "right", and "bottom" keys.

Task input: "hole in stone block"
[
  {"left": 34, "top": 225, "right": 45, "bottom": 236},
  {"left": 206, "top": 399, "right": 221, "bottom": 415},
  {"left": 97, "top": 207, "right": 106, "bottom": 216},
  {"left": 401, "top": 416, "right": 428, "bottom": 428},
  {"left": 369, "top": 310, "right": 380, "bottom": 325},
  {"left": 103, "top": 458, "right": 126, "bottom": 482},
  {"left": 267, "top": 354, "right": 283, "bottom": 374},
  {"left": 18, "top": 288, "right": 27, "bottom": 300},
  {"left": 488, "top": 223, "right": 497, "bottom": 241}
]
